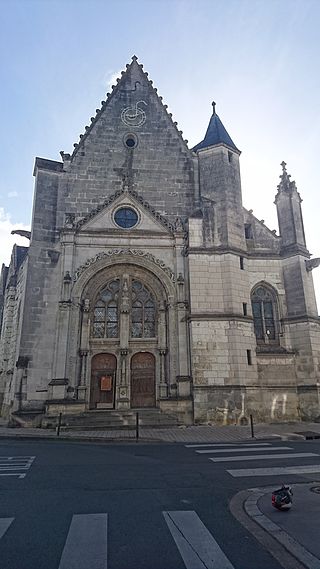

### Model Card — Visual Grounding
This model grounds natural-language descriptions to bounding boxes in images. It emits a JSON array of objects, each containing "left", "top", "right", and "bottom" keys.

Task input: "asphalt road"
[{"left": 0, "top": 438, "right": 319, "bottom": 569}]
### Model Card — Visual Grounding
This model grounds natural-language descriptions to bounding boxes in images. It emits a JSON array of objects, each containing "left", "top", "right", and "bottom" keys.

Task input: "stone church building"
[{"left": 1, "top": 56, "right": 319, "bottom": 427}]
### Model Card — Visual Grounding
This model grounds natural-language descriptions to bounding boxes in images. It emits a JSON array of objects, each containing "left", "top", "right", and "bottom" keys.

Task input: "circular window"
[
  {"left": 114, "top": 207, "right": 139, "bottom": 229},
  {"left": 124, "top": 134, "right": 138, "bottom": 149}
]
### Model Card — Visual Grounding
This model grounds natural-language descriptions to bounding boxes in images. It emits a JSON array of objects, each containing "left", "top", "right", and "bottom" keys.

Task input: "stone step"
[{"left": 43, "top": 409, "right": 180, "bottom": 430}]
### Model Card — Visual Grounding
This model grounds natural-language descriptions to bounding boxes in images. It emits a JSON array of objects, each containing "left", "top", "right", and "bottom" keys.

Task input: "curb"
[
  {"left": 0, "top": 434, "right": 166, "bottom": 444},
  {"left": 230, "top": 485, "right": 320, "bottom": 569}
]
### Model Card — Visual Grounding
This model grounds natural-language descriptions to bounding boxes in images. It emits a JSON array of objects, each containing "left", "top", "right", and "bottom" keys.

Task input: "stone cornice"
[
  {"left": 281, "top": 315, "right": 320, "bottom": 325},
  {"left": 33, "top": 157, "right": 63, "bottom": 176},
  {"left": 192, "top": 384, "right": 300, "bottom": 390},
  {"left": 188, "top": 313, "right": 253, "bottom": 322},
  {"left": 188, "top": 245, "right": 311, "bottom": 260}
]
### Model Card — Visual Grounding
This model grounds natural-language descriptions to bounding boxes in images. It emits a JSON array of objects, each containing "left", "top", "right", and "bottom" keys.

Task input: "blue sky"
[{"left": 0, "top": 0, "right": 319, "bottom": 308}]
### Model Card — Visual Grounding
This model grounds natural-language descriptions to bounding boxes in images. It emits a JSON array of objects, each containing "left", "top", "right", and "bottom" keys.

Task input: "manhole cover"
[{"left": 310, "top": 486, "right": 320, "bottom": 494}]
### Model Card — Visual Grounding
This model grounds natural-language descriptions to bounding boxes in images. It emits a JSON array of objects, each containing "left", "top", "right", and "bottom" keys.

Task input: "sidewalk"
[
  {"left": 0, "top": 420, "right": 320, "bottom": 443},
  {"left": 242, "top": 483, "right": 320, "bottom": 569}
]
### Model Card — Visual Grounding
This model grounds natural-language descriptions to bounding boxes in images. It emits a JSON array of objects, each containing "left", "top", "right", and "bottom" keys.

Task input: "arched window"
[
  {"left": 251, "top": 285, "right": 278, "bottom": 344},
  {"left": 92, "top": 280, "right": 120, "bottom": 338},
  {"left": 131, "top": 280, "right": 156, "bottom": 338}
]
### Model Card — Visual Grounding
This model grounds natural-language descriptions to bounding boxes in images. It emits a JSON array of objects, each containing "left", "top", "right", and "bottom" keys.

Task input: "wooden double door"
[
  {"left": 90, "top": 353, "right": 116, "bottom": 409},
  {"left": 131, "top": 352, "right": 155, "bottom": 408},
  {"left": 90, "top": 351, "right": 156, "bottom": 409}
]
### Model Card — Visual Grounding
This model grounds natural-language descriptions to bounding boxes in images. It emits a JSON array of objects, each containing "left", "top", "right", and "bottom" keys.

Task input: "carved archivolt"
[{"left": 73, "top": 249, "right": 176, "bottom": 283}]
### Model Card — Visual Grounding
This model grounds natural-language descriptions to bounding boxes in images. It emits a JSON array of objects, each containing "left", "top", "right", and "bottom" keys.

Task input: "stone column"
[
  {"left": 158, "top": 349, "right": 168, "bottom": 397},
  {"left": 158, "top": 299, "right": 168, "bottom": 397},
  {"left": 12, "top": 356, "right": 29, "bottom": 413},
  {"left": 167, "top": 297, "right": 177, "bottom": 397},
  {"left": 176, "top": 273, "right": 191, "bottom": 398},
  {"left": 118, "top": 277, "right": 130, "bottom": 409},
  {"left": 77, "top": 299, "right": 90, "bottom": 401},
  {"left": 118, "top": 348, "right": 129, "bottom": 408},
  {"left": 50, "top": 300, "right": 71, "bottom": 400}
]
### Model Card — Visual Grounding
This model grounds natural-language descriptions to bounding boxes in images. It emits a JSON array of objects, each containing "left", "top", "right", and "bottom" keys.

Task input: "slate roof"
[{"left": 192, "top": 103, "right": 239, "bottom": 153}]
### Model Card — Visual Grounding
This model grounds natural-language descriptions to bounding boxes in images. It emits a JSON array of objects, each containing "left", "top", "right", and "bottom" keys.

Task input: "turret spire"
[
  {"left": 275, "top": 162, "right": 307, "bottom": 252},
  {"left": 277, "top": 160, "right": 293, "bottom": 193},
  {"left": 192, "top": 101, "right": 239, "bottom": 153}
]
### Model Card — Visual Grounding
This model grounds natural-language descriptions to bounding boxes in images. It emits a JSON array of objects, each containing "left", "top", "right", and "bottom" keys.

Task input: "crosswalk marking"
[
  {"left": 0, "top": 518, "right": 14, "bottom": 539},
  {"left": 0, "top": 456, "right": 35, "bottom": 478},
  {"left": 210, "top": 452, "right": 318, "bottom": 462},
  {"left": 227, "top": 464, "right": 320, "bottom": 477},
  {"left": 58, "top": 513, "right": 108, "bottom": 569},
  {"left": 164, "top": 511, "right": 235, "bottom": 569},
  {"left": 0, "top": 464, "right": 30, "bottom": 471},
  {"left": 196, "top": 446, "right": 292, "bottom": 454},
  {"left": 185, "top": 443, "right": 271, "bottom": 448},
  {"left": 186, "top": 442, "right": 320, "bottom": 480}
]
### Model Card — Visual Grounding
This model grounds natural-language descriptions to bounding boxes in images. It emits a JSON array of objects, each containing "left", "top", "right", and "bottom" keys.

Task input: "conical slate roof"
[{"left": 192, "top": 102, "right": 239, "bottom": 153}]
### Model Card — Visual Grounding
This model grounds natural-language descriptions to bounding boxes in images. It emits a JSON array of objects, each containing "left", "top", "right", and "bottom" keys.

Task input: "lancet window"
[
  {"left": 251, "top": 285, "right": 279, "bottom": 344},
  {"left": 131, "top": 280, "right": 156, "bottom": 338},
  {"left": 92, "top": 280, "right": 120, "bottom": 338}
]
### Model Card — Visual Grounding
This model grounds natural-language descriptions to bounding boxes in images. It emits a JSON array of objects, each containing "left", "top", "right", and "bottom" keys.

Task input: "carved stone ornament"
[
  {"left": 120, "top": 278, "right": 130, "bottom": 313},
  {"left": 73, "top": 249, "right": 175, "bottom": 283},
  {"left": 47, "top": 250, "right": 60, "bottom": 264},
  {"left": 174, "top": 217, "right": 184, "bottom": 232},
  {"left": 305, "top": 258, "right": 320, "bottom": 272},
  {"left": 65, "top": 213, "right": 76, "bottom": 228},
  {"left": 11, "top": 229, "right": 31, "bottom": 240},
  {"left": 120, "top": 100, "right": 147, "bottom": 127},
  {"left": 75, "top": 188, "right": 175, "bottom": 233},
  {"left": 82, "top": 298, "right": 90, "bottom": 312}
]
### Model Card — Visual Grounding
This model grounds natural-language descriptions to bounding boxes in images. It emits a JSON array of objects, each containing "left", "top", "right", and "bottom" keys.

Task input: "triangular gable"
[
  {"left": 68, "top": 55, "right": 189, "bottom": 160},
  {"left": 76, "top": 189, "right": 175, "bottom": 234}
]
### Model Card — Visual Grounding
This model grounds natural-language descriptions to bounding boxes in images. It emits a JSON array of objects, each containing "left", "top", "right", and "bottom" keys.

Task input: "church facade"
[{"left": 1, "top": 56, "right": 320, "bottom": 426}]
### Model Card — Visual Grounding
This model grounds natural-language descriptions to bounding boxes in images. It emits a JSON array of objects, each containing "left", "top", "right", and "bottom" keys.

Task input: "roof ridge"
[{"left": 66, "top": 55, "right": 190, "bottom": 161}]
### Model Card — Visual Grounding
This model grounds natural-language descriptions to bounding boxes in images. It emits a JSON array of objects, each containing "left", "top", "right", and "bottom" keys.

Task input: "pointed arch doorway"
[
  {"left": 131, "top": 352, "right": 155, "bottom": 408},
  {"left": 90, "top": 353, "right": 117, "bottom": 409}
]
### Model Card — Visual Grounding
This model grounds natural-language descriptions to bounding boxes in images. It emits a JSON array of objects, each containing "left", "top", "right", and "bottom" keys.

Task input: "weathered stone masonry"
[{"left": 0, "top": 56, "right": 319, "bottom": 425}]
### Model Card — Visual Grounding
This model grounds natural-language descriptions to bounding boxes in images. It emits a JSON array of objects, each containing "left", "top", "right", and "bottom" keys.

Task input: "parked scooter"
[{"left": 272, "top": 484, "right": 293, "bottom": 510}]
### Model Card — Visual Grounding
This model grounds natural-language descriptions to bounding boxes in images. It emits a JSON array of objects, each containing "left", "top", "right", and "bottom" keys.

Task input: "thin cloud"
[
  {"left": 103, "top": 69, "right": 122, "bottom": 92},
  {"left": 0, "top": 208, "right": 30, "bottom": 266},
  {"left": 7, "top": 191, "right": 19, "bottom": 198}
]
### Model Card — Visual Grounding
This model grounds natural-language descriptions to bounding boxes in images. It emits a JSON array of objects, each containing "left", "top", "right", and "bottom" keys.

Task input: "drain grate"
[{"left": 310, "top": 486, "right": 320, "bottom": 494}]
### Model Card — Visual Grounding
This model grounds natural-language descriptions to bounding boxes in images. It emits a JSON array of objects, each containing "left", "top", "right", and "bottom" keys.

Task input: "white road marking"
[
  {"left": 0, "top": 456, "right": 36, "bottom": 462},
  {"left": 228, "top": 465, "right": 320, "bottom": 477},
  {"left": 163, "top": 510, "right": 235, "bottom": 569},
  {"left": 0, "top": 518, "right": 14, "bottom": 539},
  {"left": 0, "top": 461, "right": 31, "bottom": 465},
  {"left": 210, "top": 452, "right": 319, "bottom": 462},
  {"left": 58, "top": 513, "right": 108, "bottom": 569},
  {"left": 0, "top": 473, "right": 26, "bottom": 478},
  {"left": 196, "top": 446, "right": 292, "bottom": 454},
  {"left": 0, "top": 456, "right": 35, "bottom": 478},
  {"left": 0, "top": 465, "right": 30, "bottom": 471},
  {"left": 185, "top": 443, "right": 271, "bottom": 448}
]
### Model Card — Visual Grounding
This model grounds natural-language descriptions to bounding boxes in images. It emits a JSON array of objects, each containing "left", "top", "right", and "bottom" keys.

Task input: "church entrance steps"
[{"left": 43, "top": 408, "right": 181, "bottom": 431}]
